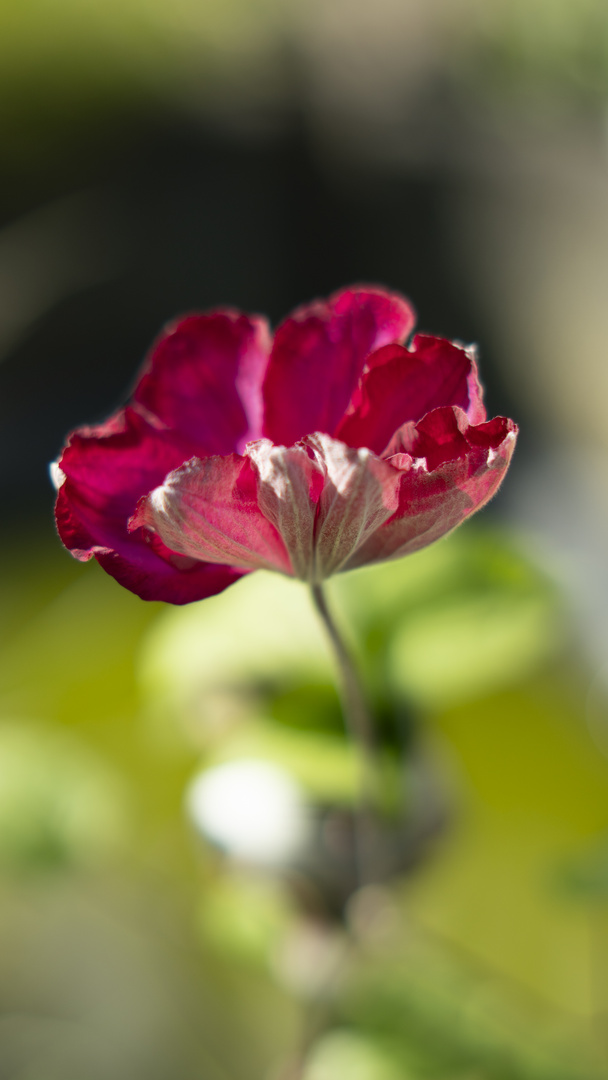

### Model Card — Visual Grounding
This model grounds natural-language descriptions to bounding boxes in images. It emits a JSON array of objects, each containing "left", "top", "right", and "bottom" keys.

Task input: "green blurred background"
[{"left": 2, "top": 1, "right": 608, "bottom": 1077}]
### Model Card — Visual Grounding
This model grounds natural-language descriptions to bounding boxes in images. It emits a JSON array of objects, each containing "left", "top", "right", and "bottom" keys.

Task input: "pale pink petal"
[
  {"left": 131, "top": 454, "right": 293, "bottom": 575},
  {"left": 248, "top": 433, "right": 402, "bottom": 582},
  {"left": 304, "top": 432, "right": 401, "bottom": 580},
  {"left": 262, "top": 286, "right": 416, "bottom": 446},
  {"left": 246, "top": 438, "right": 325, "bottom": 581}
]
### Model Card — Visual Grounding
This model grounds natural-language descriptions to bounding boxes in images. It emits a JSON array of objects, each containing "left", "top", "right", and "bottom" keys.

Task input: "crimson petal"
[
  {"left": 336, "top": 335, "right": 486, "bottom": 455},
  {"left": 345, "top": 410, "right": 517, "bottom": 570},
  {"left": 134, "top": 311, "right": 272, "bottom": 455},
  {"left": 54, "top": 407, "right": 243, "bottom": 603},
  {"left": 89, "top": 529, "right": 241, "bottom": 605},
  {"left": 262, "top": 286, "right": 415, "bottom": 446}
]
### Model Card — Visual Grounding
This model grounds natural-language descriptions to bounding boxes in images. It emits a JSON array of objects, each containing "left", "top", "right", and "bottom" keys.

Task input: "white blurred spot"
[
  {"left": 49, "top": 461, "right": 66, "bottom": 490},
  {"left": 186, "top": 759, "right": 308, "bottom": 865}
]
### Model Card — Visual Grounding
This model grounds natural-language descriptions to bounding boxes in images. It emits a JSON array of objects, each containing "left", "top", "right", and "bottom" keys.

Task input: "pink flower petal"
[
  {"left": 246, "top": 439, "right": 324, "bottom": 580},
  {"left": 134, "top": 311, "right": 272, "bottom": 455},
  {"left": 247, "top": 433, "right": 401, "bottom": 582},
  {"left": 55, "top": 408, "right": 190, "bottom": 552},
  {"left": 54, "top": 408, "right": 243, "bottom": 603},
  {"left": 389, "top": 406, "right": 470, "bottom": 471},
  {"left": 92, "top": 540, "right": 242, "bottom": 605},
  {"left": 131, "top": 454, "right": 293, "bottom": 575},
  {"left": 336, "top": 335, "right": 486, "bottom": 455},
  {"left": 262, "top": 286, "right": 416, "bottom": 445},
  {"left": 345, "top": 413, "right": 517, "bottom": 570},
  {"left": 52, "top": 285, "right": 517, "bottom": 603},
  {"left": 304, "top": 433, "right": 400, "bottom": 580},
  {"left": 388, "top": 406, "right": 511, "bottom": 470}
]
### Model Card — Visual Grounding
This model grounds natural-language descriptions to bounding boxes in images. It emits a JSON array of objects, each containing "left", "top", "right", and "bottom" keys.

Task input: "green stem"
[{"left": 310, "top": 582, "right": 379, "bottom": 884}]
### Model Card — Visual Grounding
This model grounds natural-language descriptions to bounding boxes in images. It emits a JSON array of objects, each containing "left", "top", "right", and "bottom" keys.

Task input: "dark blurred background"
[
  {"left": 3, "top": 2, "right": 608, "bottom": 1078},
  {"left": 0, "top": 0, "right": 544, "bottom": 517}
]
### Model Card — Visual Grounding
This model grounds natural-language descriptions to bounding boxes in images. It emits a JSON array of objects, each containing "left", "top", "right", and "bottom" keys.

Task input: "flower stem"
[{"left": 310, "top": 582, "right": 379, "bottom": 885}]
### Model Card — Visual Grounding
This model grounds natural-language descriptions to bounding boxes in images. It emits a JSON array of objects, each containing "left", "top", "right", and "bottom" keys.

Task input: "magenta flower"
[{"left": 52, "top": 286, "right": 517, "bottom": 604}]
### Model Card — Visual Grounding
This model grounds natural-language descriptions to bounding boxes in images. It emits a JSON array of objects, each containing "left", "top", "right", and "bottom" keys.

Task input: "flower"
[{"left": 52, "top": 286, "right": 517, "bottom": 604}]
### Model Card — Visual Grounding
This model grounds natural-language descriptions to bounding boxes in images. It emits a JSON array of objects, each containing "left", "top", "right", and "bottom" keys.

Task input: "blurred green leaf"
[
  {"left": 339, "top": 926, "right": 603, "bottom": 1080},
  {"left": 138, "top": 572, "right": 333, "bottom": 746},
  {"left": 331, "top": 527, "right": 563, "bottom": 711},
  {"left": 198, "top": 872, "right": 292, "bottom": 966},
  {"left": 387, "top": 589, "right": 561, "bottom": 710},
  {"left": 302, "top": 1030, "right": 406, "bottom": 1080},
  {"left": 0, "top": 565, "right": 158, "bottom": 728},
  {"left": 270, "top": 681, "right": 342, "bottom": 734},
  {"left": 0, "top": 718, "right": 129, "bottom": 873},
  {"left": 555, "top": 836, "right": 608, "bottom": 902},
  {"left": 406, "top": 681, "right": 608, "bottom": 1018},
  {"left": 139, "top": 528, "right": 563, "bottom": 742}
]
